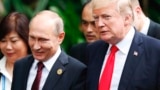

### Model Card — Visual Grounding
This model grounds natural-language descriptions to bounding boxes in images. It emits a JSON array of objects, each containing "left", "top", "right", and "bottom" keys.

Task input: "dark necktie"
[
  {"left": 99, "top": 45, "right": 118, "bottom": 90},
  {"left": 31, "top": 62, "right": 44, "bottom": 90}
]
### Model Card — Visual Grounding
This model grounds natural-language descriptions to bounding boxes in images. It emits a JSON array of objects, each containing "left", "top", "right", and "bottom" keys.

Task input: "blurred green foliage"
[{"left": 148, "top": 0, "right": 160, "bottom": 23}]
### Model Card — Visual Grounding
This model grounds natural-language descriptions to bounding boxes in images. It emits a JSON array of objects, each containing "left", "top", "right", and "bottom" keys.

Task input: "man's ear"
[
  {"left": 124, "top": 13, "right": 133, "bottom": 26},
  {"left": 58, "top": 32, "right": 65, "bottom": 44},
  {"left": 135, "top": 6, "right": 142, "bottom": 14}
]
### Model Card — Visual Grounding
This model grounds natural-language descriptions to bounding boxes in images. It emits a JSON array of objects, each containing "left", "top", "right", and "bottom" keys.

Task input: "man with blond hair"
[{"left": 86, "top": 0, "right": 160, "bottom": 90}]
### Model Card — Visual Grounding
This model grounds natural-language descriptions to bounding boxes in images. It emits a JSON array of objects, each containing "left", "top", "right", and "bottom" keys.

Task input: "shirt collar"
[
  {"left": 116, "top": 26, "right": 135, "bottom": 54},
  {"left": 34, "top": 46, "right": 61, "bottom": 71},
  {"left": 0, "top": 57, "right": 6, "bottom": 70}
]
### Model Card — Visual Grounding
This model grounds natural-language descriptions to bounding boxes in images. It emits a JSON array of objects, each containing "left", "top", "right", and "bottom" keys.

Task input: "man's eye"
[
  {"left": 41, "top": 39, "right": 46, "bottom": 42},
  {"left": 93, "top": 16, "right": 98, "bottom": 21},
  {"left": 0, "top": 39, "right": 6, "bottom": 42},
  {"left": 81, "top": 21, "right": 88, "bottom": 25},
  {"left": 29, "top": 36, "right": 35, "bottom": 41},
  {"left": 103, "top": 15, "right": 111, "bottom": 20},
  {"left": 91, "top": 21, "right": 96, "bottom": 27},
  {"left": 40, "top": 39, "right": 49, "bottom": 42}
]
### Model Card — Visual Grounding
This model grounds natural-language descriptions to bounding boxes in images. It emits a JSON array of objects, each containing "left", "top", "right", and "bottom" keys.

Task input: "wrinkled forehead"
[{"left": 92, "top": 0, "right": 117, "bottom": 10}]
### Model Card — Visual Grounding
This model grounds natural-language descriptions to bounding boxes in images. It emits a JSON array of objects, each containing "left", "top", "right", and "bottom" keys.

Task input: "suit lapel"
[
  {"left": 43, "top": 51, "right": 68, "bottom": 90},
  {"left": 147, "top": 20, "right": 160, "bottom": 40},
  {"left": 118, "top": 31, "right": 144, "bottom": 90},
  {"left": 147, "top": 20, "right": 155, "bottom": 36},
  {"left": 95, "top": 42, "right": 109, "bottom": 88},
  {"left": 22, "top": 55, "right": 34, "bottom": 89},
  {"left": 87, "top": 40, "right": 109, "bottom": 90}
]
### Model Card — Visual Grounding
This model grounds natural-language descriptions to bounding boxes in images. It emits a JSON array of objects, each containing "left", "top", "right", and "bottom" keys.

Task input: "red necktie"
[
  {"left": 99, "top": 45, "right": 118, "bottom": 90},
  {"left": 31, "top": 62, "right": 44, "bottom": 90}
]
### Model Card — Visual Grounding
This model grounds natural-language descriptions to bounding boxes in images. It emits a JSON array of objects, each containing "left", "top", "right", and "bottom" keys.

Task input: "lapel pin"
[
  {"left": 133, "top": 51, "right": 138, "bottom": 56},
  {"left": 57, "top": 68, "right": 63, "bottom": 75}
]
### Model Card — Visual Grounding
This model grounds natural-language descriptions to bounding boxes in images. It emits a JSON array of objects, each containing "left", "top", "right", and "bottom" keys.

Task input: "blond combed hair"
[{"left": 92, "top": 0, "right": 134, "bottom": 20}]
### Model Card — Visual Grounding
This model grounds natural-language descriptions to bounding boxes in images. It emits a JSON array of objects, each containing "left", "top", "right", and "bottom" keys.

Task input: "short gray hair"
[
  {"left": 30, "top": 10, "right": 64, "bottom": 35},
  {"left": 54, "top": 17, "right": 64, "bottom": 35}
]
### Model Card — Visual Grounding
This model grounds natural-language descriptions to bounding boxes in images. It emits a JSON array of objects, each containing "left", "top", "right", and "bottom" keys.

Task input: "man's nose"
[
  {"left": 97, "top": 18, "right": 105, "bottom": 27},
  {"left": 33, "top": 41, "right": 41, "bottom": 50}
]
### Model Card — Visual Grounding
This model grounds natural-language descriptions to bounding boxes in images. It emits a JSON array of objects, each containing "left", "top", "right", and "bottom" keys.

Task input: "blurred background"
[{"left": 0, "top": 0, "right": 160, "bottom": 53}]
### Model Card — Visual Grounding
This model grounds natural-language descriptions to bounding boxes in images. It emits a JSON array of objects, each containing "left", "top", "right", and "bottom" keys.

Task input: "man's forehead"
[
  {"left": 29, "top": 27, "right": 54, "bottom": 38},
  {"left": 30, "top": 11, "right": 60, "bottom": 24}
]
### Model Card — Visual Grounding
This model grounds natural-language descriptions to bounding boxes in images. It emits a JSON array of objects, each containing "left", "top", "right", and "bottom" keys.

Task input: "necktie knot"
[
  {"left": 37, "top": 62, "right": 44, "bottom": 71},
  {"left": 110, "top": 45, "right": 118, "bottom": 53}
]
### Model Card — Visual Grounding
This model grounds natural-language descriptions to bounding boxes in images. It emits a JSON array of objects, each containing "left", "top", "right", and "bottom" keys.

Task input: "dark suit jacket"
[
  {"left": 147, "top": 20, "right": 160, "bottom": 40},
  {"left": 11, "top": 51, "right": 87, "bottom": 90},
  {"left": 69, "top": 42, "right": 88, "bottom": 65},
  {"left": 86, "top": 30, "right": 160, "bottom": 90}
]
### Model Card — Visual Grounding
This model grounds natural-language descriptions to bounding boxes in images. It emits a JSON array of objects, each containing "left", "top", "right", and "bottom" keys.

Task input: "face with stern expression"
[{"left": 92, "top": 0, "right": 133, "bottom": 44}]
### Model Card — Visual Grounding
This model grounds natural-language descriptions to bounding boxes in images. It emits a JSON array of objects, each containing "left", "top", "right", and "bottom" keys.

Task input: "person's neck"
[
  {"left": 5, "top": 60, "right": 14, "bottom": 78},
  {"left": 138, "top": 14, "right": 147, "bottom": 31}
]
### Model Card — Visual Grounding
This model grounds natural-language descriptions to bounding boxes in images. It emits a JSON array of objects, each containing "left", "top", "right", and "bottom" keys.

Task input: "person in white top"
[
  {"left": 131, "top": 0, "right": 160, "bottom": 39},
  {"left": 0, "top": 12, "right": 30, "bottom": 90}
]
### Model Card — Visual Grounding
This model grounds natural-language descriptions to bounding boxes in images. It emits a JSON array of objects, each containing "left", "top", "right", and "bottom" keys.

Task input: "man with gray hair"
[{"left": 11, "top": 10, "right": 86, "bottom": 90}]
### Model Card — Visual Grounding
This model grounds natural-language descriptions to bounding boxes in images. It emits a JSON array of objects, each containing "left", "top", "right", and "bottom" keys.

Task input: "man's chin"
[{"left": 33, "top": 55, "right": 45, "bottom": 61}]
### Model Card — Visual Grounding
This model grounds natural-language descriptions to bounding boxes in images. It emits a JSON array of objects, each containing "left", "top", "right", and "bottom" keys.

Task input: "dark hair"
[
  {"left": 80, "top": 0, "right": 92, "bottom": 20},
  {"left": 0, "top": 12, "right": 31, "bottom": 54}
]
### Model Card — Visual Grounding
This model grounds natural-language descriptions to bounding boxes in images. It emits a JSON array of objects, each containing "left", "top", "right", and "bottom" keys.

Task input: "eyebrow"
[
  {"left": 81, "top": 19, "right": 95, "bottom": 23},
  {"left": 9, "top": 36, "right": 20, "bottom": 39}
]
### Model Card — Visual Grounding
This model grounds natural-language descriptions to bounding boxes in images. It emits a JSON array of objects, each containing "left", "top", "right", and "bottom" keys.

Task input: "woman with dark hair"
[{"left": 0, "top": 12, "right": 30, "bottom": 90}]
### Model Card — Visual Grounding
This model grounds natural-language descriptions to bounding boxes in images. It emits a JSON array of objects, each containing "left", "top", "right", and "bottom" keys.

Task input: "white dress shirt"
[
  {"left": 0, "top": 57, "right": 12, "bottom": 90},
  {"left": 27, "top": 46, "right": 61, "bottom": 90},
  {"left": 100, "top": 27, "right": 135, "bottom": 90}
]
